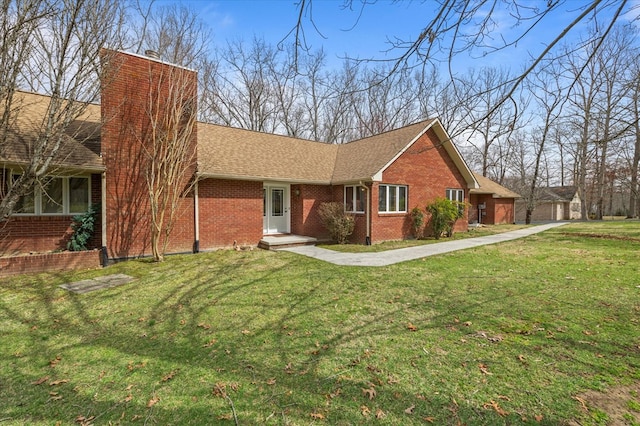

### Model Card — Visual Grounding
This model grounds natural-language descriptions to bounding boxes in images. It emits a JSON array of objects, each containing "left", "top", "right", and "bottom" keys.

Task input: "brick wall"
[
  {"left": 290, "top": 184, "right": 334, "bottom": 239},
  {"left": 0, "top": 249, "right": 101, "bottom": 277},
  {"left": 198, "top": 178, "right": 263, "bottom": 249},
  {"left": 0, "top": 174, "right": 102, "bottom": 255},
  {"left": 371, "top": 128, "right": 469, "bottom": 242},
  {"left": 101, "top": 50, "right": 196, "bottom": 259}
]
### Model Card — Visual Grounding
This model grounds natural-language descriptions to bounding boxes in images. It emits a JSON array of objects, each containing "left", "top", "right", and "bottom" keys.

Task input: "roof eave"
[{"left": 196, "top": 171, "right": 332, "bottom": 185}]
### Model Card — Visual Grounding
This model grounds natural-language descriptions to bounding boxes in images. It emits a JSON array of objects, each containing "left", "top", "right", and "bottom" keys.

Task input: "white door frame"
[{"left": 263, "top": 182, "right": 290, "bottom": 234}]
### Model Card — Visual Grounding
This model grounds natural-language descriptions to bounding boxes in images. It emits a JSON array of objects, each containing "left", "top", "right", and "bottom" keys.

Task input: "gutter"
[
  {"left": 101, "top": 171, "right": 108, "bottom": 266},
  {"left": 359, "top": 181, "right": 371, "bottom": 245},
  {"left": 193, "top": 180, "right": 200, "bottom": 253}
]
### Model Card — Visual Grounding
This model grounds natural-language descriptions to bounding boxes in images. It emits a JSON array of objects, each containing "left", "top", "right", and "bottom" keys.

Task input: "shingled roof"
[
  {"left": 3, "top": 92, "right": 478, "bottom": 188},
  {"left": 470, "top": 173, "right": 521, "bottom": 198},
  {"left": 197, "top": 119, "right": 478, "bottom": 188},
  {"left": 539, "top": 186, "right": 578, "bottom": 201},
  {"left": 0, "top": 91, "right": 103, "bottom": 172},
  {"left": 196, "top": 123, "right": 338, "bottom": 183}
]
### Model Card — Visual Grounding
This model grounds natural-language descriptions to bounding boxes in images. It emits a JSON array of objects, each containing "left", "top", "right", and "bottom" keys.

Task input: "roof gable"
[{"left": 470, "top": 173, "right": 521, "bottom": 198}]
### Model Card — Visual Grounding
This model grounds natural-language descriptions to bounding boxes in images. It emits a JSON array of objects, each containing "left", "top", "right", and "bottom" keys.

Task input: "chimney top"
[{"left": 144, "top": 49, "right": 160, "bottom": 59}]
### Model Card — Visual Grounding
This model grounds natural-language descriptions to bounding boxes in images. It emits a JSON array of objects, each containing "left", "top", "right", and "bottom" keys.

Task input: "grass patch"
[
  {"left": 320, "top": 223, "right": 531, "bottom": 252},
  {"left": 1, "top": 221, "right": 639, "bottom": 425}
]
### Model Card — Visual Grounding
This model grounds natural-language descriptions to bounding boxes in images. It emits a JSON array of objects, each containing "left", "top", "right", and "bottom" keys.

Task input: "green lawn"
[{"left": 1, "top": 221, "right": 639, "bottom": 425}]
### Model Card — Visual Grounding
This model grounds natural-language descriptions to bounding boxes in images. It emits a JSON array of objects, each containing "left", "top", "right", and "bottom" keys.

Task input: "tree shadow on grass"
[{"left": 0, "top": 246, "right": 638, "bottom": 424}]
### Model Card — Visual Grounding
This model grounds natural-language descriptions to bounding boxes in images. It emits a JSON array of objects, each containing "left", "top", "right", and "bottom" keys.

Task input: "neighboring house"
[
  {"left": 515, "top": 186, "right": 582, "bottom": 222},
  {"left": 0, "top": 50, "right": 480, "bottom": 262},
  {"left": 468, "top": 173, "right": 521, "bottom": 225}
]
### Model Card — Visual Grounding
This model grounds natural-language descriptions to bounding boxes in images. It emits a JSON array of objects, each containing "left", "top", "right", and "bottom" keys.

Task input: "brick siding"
[
  {"left": 0, "top": 249, "right": 101, "bottom": 277},
  {"left": 101, "top": 50, "right": 197, "bottom": 259},
  {"left": 197, "top": 178, "right": 263, "bottom": 249}
]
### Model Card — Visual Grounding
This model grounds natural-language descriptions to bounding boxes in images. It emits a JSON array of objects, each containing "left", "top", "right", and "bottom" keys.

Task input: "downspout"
[
  {"left": 101, "top": 171, "right": 108, "bottom": 266},
  {"left": 360, "top": 181, "right": 371, "bottom": 245},
  {"left": 193, "top": 179, "right": 200, "bottom": 253}
]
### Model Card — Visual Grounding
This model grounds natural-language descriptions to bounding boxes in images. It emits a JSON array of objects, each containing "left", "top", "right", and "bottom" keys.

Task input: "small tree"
[
  {"left": 318, "top": 202, "right": 355, "bottom": 244},
  {"left": 410, "top": 206, "right": 424, "bottom": 239},
  {"left": 426, "top": 198, "right": 465, "bottom": 239}
]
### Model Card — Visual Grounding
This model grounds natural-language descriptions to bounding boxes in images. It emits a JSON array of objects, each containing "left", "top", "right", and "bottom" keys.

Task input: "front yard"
[{"left": 1, "top": 221, "right": 639, "bottom": 425}]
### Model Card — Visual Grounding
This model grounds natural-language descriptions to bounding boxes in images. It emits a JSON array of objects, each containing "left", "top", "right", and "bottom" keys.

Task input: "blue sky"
[{"left": 154, "top": 1, "right": 639, "bottom": 74}]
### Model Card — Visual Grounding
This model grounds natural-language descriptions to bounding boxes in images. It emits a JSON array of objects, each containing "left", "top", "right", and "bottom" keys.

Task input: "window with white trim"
[
  {"left": 378, "top": 184, "right": 407, "bottom": 213},
  {"left": 12, "top": 173, "right": 90, "bottom": 215},
  {"left": 446, "top": 188, "right": 464, "bottom": 203},
  {"left": 344, "top": 185, "right": 365, "bottom": 213}
]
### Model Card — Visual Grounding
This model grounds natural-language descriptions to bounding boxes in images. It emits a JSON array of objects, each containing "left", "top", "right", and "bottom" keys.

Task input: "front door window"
[
  {"left": 263, "top": 185, "right": 289, "bottom": 234},
  {"left": 271, "top": 188, "right": 284, "bottom": 217}
]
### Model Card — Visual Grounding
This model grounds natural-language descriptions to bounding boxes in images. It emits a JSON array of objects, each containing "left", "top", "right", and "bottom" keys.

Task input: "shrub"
[
  {"left": 410, "top": 206, "right": 425, "bottom": 239},
  {"left": 318, "top": 202, "right": 355, "bottom": 244},
  {"left": 426, "top": 198, "right": 464, "bottom": 239},
  {"left": 67, "top": 204, "right": 99, "bottom": 251}
]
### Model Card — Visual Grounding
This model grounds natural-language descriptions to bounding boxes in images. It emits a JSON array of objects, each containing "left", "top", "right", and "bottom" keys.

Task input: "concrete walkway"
[{"left": 279, "top": 222, "right": 567, "bottom": 267}]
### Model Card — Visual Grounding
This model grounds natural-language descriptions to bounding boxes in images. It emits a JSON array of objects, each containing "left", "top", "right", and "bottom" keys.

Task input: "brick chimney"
[{"left": 100, "top": 50, "right": 197, "bottom": 260}]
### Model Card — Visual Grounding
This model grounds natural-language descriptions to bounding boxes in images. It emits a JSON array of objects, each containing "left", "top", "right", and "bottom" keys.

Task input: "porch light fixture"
[{"left": 294, "top": 189, "right": 300, "bottom": 196}]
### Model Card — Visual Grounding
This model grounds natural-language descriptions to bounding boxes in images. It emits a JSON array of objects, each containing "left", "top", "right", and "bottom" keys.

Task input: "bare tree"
[
  {"left": 520, "top": 60, "right": 567, "bottom": 223},
  {"left": 0, "top": 0, "right": 125, "bottom": 220},
  {"left": 130, "top": 1, "right": 210, "bottom": 68},
  {"left": 288, "top": 0, "right": 633, "bottom": 119},
  {"left": 456, "top": 67, "right": 521, "bottom": 177},
  {"left": 626, "top": 56, "right": 640, "bottom": 218},
  {"left": 142, "top": 62, "right": 197, "bottom": 262}
]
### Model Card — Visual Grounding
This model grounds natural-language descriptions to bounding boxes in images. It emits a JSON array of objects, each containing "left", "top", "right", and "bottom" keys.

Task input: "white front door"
[{"left": 263, "top": 184, "right": 290, "bottom": 234}]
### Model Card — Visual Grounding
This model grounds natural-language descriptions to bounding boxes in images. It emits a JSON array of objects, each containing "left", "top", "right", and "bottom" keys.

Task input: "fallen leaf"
[
  {"left": 213, "top": 383, "right": 227, "bottom": 397},
  {"left": 478, "top": 363, "right": 492, "bottom": 375},
  {"left": 483, "top": 400, "right": 508, "bottom": 417},
  {"left": 32, "top": 376, "right": 49, "bottom": 385},
  {"left": 361, "top": 405, "right": 371, "bottom": 416},
  {"left": 75, "top": 415, "right": 95, "bottom": 425},
  {"left": 49, "top": 379, "right": 69, "bottom": 386},
  {"left": 241, "top": 329, "right": 250, "bottom": 335},
  {"left": 375, "top": 408, "right": 386, "bottom": 419},
  {"left": 387, "top": 375, "right": 400, "bottom": 385},
  {"left": 424, "top": 416, "right": 435, "bottom": 423},
  {"left": 217, "top": 414, "right": 233, "bottom": 420},
  {"left": 517, "top": 354, "right": 526, "bottom": 363},
  {"left": 362, "top": 386, "right": 376, "bottom": 400},
  {"left": 310, "top": 412, "right": 325, "bottom": 420},
  {"left": 203, "top": 339, "right": 217, "bottom": 348},
  {"left": 535, "top": 414, "right": 544, "bottom": 422},
  {"left": 497, "top": 395, "right": 511, "bottom": 401},
  {"left": 125, "top": 384, "right": 134, "bottom": 391},
  {"left": 162, "top": 370, "right": 177, "bottom": 382},
  {"left": 197, "top": 322, "right": 211, "bottom": 329},
  {"left": 147, "top": 395, "right": 159, "bottom": 408},
  {"left": 123, "top": 394, "right": 133, "bottom": 403},
  {"left": 404, "top": 404, "right": 415, "bottom": 414},
  {"left": 407, "top": 322, "right": 418, "bottom": 331},
  {"left": 49, "top": 356, "right": 61, "bottom": 368},
  {"left": 266, "top": 378, "right": 276, "bottom": 385},
  {"left": 574, "top": 396, "right": 589, "bottom": 411}
]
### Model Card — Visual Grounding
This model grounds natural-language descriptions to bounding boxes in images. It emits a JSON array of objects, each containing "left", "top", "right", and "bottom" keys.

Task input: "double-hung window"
[
  {"left": 445, "top": 188, "right": 464, "bottom": 203},
  {"left": 446, "top": 188, "right": 465, "bottom": 216},
  {"left": 344, "top": 185, "right": 365, "bottom": 213},
  {"left": 378, "top": 184, "right": 407, "bottom": 213},
  {"left": 12, "top": 173, "right": 90, "bottom": 215}
]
